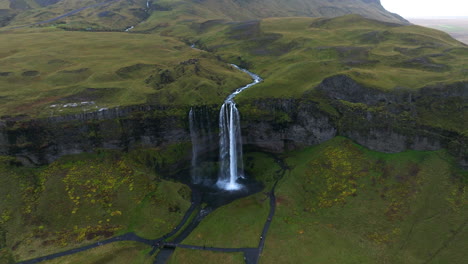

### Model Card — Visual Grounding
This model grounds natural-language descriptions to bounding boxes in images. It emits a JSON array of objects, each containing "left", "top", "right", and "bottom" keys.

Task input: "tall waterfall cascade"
[
  {"left": 188, "top": 64, "right": 262, "bottom": 190},
  {"left": 217, "top": 65, "right": 262, "bottom": 190}
]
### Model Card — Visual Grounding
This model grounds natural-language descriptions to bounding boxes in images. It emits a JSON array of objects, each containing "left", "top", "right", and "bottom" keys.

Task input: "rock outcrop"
[
  {"left": 0, "top": 105, "right": 190, "bottom": 165},
  {"left": 0, "top": 76, "right": 466, "bottom": 168},
  {"left": 241, "top": 76, "right": 467, "bottom": 167}
]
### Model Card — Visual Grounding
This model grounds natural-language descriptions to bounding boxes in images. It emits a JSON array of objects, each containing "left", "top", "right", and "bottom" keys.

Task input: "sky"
[{"left": 380, "top": 0, "right": 468, "bottom": 18}]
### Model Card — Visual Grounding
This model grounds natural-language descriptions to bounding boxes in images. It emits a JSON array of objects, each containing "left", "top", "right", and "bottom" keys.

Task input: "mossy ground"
[
  {"left": 168, "top": 249, "right": 244, "bottom": 264},
  {"left": 42, "top": 241, "right": 155, "bottom": 264},
  {"left": 0, "top": 3, "right": 466, "bottom": 264},
  {"left": 0, "top": 0, "right": 150, "bottom": 31},
  {"left": 186, "top": 15, "right": 467, "bottom": 103},
  {"left": 183, "top": 192, "right": 269, "bottom": 248},
  {"left": 0, "top": 138, "right": 466, "bottom": 264},
  {"left": 155, "top": 137, "right": 467, "bottom": 264},
  {"left": 0, "top": 29, "right": 251, "bottom": 117},
  {"left": 177, "top": 152, "right": 282, "bottom": 249},
  {"left": 0, "top": 147, "right": 191, "bottom": 262},
  {"left": 262, "top": 137, "right": 467, "bottom": 264}
]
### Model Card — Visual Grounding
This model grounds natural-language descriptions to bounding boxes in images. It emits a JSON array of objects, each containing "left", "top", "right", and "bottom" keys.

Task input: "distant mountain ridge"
[
  {"left": 0, "top": 0, "right": 408, "bottom": 29},
  {"left": 184, "top": 0, "right": 408, "bottom": 24}
]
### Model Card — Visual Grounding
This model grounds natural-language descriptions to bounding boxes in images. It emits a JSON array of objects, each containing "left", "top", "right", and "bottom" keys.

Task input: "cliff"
[
  {"left": 0, "top": 76, "right": 466, "bottom": 168},
  {"left": 241, "top": 76, "right": 467, "bottom": 167}
]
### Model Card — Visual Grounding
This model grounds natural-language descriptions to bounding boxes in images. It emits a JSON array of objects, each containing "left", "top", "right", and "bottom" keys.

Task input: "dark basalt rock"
[
  {"left": 240, "top": 99, "right": 337, "bottom": 152},
  {"left": 0, "top": 77, "right": 466, "bottom": 168},
  {"left": 241, "top": 76, "right": 467, "bottom": 167},
  {"left": 21, "top": 70, "right": 40, "bottom": 77},
  {"left": 0, "top": 72, "right": 12, "bottom": 77},
  {"left": 0, "top": 105, "right": 191, "bottom": 165}
]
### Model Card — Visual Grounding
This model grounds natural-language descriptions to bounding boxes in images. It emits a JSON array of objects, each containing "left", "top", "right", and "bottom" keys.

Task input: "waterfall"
[
  {"left": 189, "top": 107, "right": 213, "bottom": 184},
  {"left": 188, "top": 64, "right": 261, "bottom": 190},
  {"left": 216, "top": 65, "right": 262, "bottom": 190}
]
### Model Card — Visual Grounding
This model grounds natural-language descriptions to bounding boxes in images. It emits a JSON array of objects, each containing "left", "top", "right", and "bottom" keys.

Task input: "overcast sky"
[{"left": 380, "top": 0, "right": 468, "bottom": 18}]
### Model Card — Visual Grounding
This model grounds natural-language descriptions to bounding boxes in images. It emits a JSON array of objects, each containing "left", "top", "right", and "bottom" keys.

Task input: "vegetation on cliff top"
[
  {"left": 0, "top": 29, "right": 251, "bottom": 117},
  {"left": 179, "top": 15, "right": 467, "bottom": 101},
  {"left": 0, "top": 14, "right": 466, "bottom": 119}
]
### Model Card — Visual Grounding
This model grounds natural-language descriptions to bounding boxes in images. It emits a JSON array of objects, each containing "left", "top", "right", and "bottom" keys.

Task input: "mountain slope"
[
  {"left": 176, "top": 0, "right": 407, "bottom": 24},
  {"left": 0, "top": 0, "right": 407, "bottom": 30},
  {"left": 0, "top": 0, "right": 150, "bottom": 29}
]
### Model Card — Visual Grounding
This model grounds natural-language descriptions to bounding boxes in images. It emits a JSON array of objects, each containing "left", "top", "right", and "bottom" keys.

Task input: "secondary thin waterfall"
[
  {"left": 189, "top": 106, "right": 213, "bottom": 184},
  {"left": 216, "top": 64, "right": 262, "bottom": 190}
]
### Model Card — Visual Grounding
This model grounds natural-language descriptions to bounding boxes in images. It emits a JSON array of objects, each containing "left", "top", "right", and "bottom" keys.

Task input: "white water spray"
[{"left": 216, "top": 65, "right": 262, "bottom": 190}]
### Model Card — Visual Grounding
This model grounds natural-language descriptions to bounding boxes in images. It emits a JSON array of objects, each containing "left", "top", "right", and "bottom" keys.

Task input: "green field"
[
  {"left": 42, "top": 241, "right": 155, "bottom": 264},
  {"left": 168, "top": 249, "right": 244, "bottom": 264},
  {"left": 0, "top": 1, "right": 466, "bottom": 263},
  {"left": 263, "top": 137, "right": 467, "bottom": 263},
  {"left": 181, "top": 15, "right": 467, "bottom": 101},
  {"left": 161, "top": 137, "right": 467, "bottom": 264},
  {"left": 0, "top": 29, "right": 251, "bottom": 117},
  {"left": 0, "top": 147, "right": 192, "bottom": 262},
  {"left": 0, "top": 15, "right": 466, "bottom": 120}
]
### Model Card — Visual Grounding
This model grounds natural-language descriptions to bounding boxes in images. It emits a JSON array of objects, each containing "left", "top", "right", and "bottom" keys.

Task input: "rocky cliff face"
[
  {"left": 240, "top": 99, "right": 337, "bottom": 152},
  {"left": 0, "top": 105, "right": 191, "bottom": 165},
  {"left": 0, "top": 77, "right": 466, "bottom": 168},
  {"left": 239, "top": 75, "right": 467, "bottom": 167}
]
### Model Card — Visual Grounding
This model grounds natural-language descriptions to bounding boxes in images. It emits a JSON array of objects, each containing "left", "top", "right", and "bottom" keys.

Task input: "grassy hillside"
[
  {"left": 168, "top": 250, "right": 244, "bottom": 264},
  {"left": 1, "top": 137, "right": 466, "bottom": 263},
  {"left": 0, "top": 0, "right": 406, "bottom": 30},
  {"left": 144, "top": 0, "right": 406, "bottom": 23},
  {"left": 165, "top": 137, "right": 468, "bottom": 264},
  {"left": 184, "top": 15, "right": 467, "bottom": 101},
  {"left": 0, "top": 0, "right": 149, "bottom": 30},
  {"left": 0, "top": 2, "right": 466, "bottom": 263},
  {"left": 0, "top": 147, "right": 191, "bottom": 262},
  {"left": 262, "top": 137, "right": 467, "bottom": 264},
  {"left": 0, "top": 28, "right": 251, "bottom": 117},
  {"left": 42, "top": 241, "right": 155, "bottom": 264},
  {"left": 1, "top": 15, "right": 465, "bottom": 119}
]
